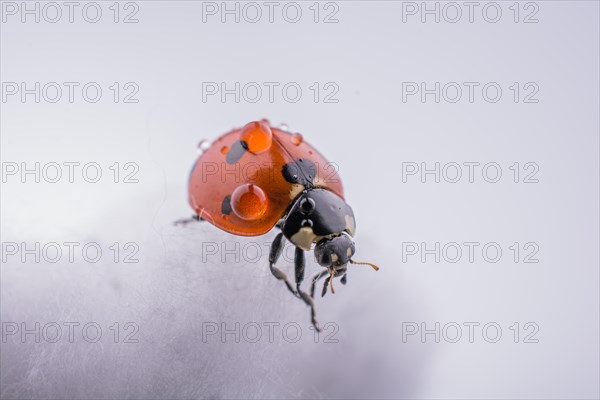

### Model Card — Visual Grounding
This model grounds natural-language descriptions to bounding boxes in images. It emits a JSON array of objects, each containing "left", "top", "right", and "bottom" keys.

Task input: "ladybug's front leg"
[
  {"left": 294, "top": 247, "right": 305, "bottom": 292},
  {"left": 310, "top": 270, "right": 330, "bottom": 298},
  {"left": 294, "top": 247, "right": 321, "bottom": 333},
  {"left": 268, "top": 232, "right": 298, "bottom": 297},
  {"left": 340, "top": 272, "right": 347, "bottom": 285}
]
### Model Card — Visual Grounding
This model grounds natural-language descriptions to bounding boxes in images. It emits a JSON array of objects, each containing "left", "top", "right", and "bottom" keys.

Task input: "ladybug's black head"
[{"left": 314, "top": 233, "right": 355, "bottom": 268}]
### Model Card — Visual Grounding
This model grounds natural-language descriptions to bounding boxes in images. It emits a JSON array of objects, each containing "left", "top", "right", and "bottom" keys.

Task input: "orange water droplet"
[
  {"left": 220, "top": 145, "right": 229, "bottom": 154},
  {"left": 290, "top": 133, "right": 303, "bottom": 146},
  {"left": 240, "top": 121, "right": 272, "bottom": 154},
  {"left": 231, "top": 183, "right": 268, "bottom": 221}
]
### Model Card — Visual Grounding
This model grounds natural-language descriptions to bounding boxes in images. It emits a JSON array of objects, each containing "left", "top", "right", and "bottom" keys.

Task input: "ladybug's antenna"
[{"left": 349, "top": 259, "right": 380, "bottom": 271}]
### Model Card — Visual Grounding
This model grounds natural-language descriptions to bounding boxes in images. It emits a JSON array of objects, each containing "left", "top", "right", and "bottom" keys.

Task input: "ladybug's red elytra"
[{"left": 178, "top": 120, "right": 378, "bottom": 331}]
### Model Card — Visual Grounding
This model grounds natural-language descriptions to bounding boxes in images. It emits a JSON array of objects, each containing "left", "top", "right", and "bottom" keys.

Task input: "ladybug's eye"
[{"left": 299, "top": 198, "right": 315, "bottom": 214}]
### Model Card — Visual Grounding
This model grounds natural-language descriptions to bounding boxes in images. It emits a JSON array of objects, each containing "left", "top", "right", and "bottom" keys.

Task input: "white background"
[{"left": 1, "top": 1, "right": 599, "bottom": 399}]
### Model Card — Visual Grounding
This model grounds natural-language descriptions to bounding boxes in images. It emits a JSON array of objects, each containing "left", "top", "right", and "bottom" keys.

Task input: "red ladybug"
[{"left": 179, "top": 120, "right": 378, "bottom": 331}]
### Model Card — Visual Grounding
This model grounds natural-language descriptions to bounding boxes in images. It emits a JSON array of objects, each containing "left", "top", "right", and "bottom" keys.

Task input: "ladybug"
[{"left": 178, "top": 120, "right": 378, "bottom": 331}]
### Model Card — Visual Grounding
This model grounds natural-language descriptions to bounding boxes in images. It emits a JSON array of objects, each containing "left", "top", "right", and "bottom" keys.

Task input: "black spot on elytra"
[
  {"left": 282, "top": 159, "right": 317, "bottom": 186},
  {"left": 221, "top": 195, "right": 232, "bottom": 215},
  {"left": 226, "top": 140, "right": 248, "bottom": 164}
]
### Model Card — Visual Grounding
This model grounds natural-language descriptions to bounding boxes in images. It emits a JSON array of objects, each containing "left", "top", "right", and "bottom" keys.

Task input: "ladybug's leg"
[
  {"left": 294, "top": 247, "right": 305, "bottom": 291},
  {"left": 314, "top": 267, "right": 347, "bottom": 297},
  {"left": 294, "top": 247, "right": 321, "bottom": 332},
  {"left": 310, "top": 270, "right": 330, "bottom": 298},
  {"left": 268, "top": 232, "right": 298, "bottom": 297},
  {"left": 173, "top": 214, "right": 203, "bottom": 226},
  {"left": 337, "top": 267, "right": 347, "bottom": 286},
  {"left": 322, "top": 275, "right": 332, "bottom": 297}
]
